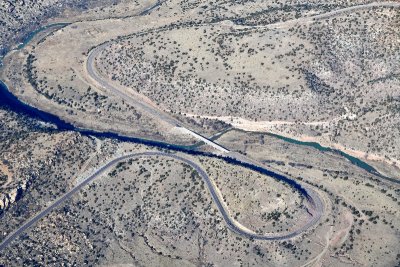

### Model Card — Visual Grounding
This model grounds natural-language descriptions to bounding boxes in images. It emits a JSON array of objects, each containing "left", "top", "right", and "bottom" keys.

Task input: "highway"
[
  {"left": 0, "top": 0, "right": 335, "bottom": 252},
  {"left": 86, "top": 38, "right": 325, "bottom": 232},
  {"left": 83, "top": 6, "right": 325, "bottom": 240},
  {"left": 1, "top": 0, "right": 399, "bottom": 257},
  {"left": 0, "top": 151, "right": 323, "bottom": 252}
]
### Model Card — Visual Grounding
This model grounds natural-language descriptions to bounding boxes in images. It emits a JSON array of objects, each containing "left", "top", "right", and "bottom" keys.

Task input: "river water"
[
  {"left": 0, "top": 18, "right": 394, "bottom": 205},
  {"left": 0, "top": 13, "right": 389, "bottom": 183},
  {"left": 266, "top": 133, "right": 379, "bottom": 175},
  {"left": 0, "top": 80, "right": 313, "bottom": 197}
]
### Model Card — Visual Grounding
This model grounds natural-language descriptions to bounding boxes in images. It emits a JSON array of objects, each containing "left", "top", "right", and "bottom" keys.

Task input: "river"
[
  {"left": 0, "top": 8, "right": 394, "bottom": 185},
  {"left": 0, "top": 80, "right": 314, "bottom": 199},
  {"left": 0, "top": 13, "right": 395, "bottom": 208}
]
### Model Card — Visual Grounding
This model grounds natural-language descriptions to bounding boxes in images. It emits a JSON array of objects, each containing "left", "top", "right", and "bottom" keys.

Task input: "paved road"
[
  {"left": 1, "top": 0, "right": 339, "bottom": 252},
  {"left": 2, "top": 0, "right": 398, "bottom": 254},
  {"left": 84, "top": 6, "right": 325, "bottom": 240},
  {"left": 86, "top": 40, "right": 324, "bottom": 235},
  {"left": 0, "top": 151, "right": 323, "bottom": 252},
  {"left": 86, "top": 1, "right": 400, "bottom": 154}
]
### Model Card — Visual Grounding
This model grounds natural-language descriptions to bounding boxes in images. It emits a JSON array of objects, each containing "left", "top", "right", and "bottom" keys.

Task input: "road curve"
[
  {"left": 0, "top": 0, "right": 325, "bottom": 252},
  {"left": 0, "top": 151, "right": 322, "bottom": 252},
  {"left": 86, "top": 1, "right": 400, "bottom": 154},
  {"left": 84, "top": 11, "right": 324, "bottom": 239},
  {"left": 4, "top": 0, "right": 399, "bottom": 254}
]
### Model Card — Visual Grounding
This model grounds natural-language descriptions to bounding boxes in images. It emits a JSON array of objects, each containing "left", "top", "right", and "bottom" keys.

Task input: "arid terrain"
[{"left": 0, "top": 0, "right": 399, "bottom": 266}]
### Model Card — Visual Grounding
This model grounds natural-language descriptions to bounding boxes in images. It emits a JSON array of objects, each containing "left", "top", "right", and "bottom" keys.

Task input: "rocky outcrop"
[{"left": 0, "top": 179, "right": 29, "bottom": 215}]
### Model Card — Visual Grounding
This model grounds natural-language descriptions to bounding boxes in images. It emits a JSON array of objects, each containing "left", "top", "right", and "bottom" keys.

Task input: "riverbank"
[
  {"left": 212, "top": 127, "right": 399, "bottom": 184},
  {"left": 184, "top": 114, "right": 399, "bottom": 181}
]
